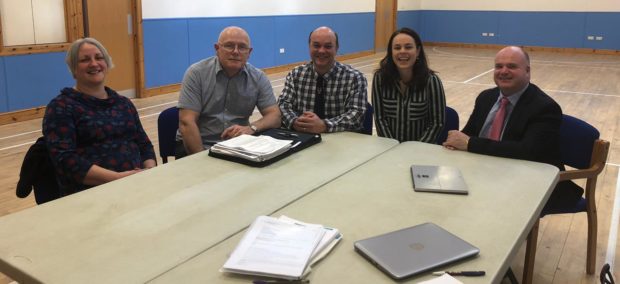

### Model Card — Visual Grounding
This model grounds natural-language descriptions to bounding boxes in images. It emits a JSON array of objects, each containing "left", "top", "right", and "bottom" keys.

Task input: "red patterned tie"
[{"left": 488, "top": 97, "right": 509, "bottom": 141}]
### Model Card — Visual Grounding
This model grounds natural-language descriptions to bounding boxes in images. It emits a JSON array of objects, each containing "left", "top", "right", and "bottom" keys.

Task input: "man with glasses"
[
  {"left": 176, "top": 26, "right": 281, "bottom": 158},
  {"left": 278, "top": 26, "right": 367, "bottom": 134}
]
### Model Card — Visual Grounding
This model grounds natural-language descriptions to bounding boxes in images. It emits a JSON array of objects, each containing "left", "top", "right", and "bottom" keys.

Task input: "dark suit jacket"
[{"left": 462, "top": 83, "right": 582, "bottom": 211}]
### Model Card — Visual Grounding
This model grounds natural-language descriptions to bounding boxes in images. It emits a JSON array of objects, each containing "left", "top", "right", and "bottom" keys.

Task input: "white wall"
[
  {"left": 142, "top": 0, "right": 375, "bottom": 19},
  {"left": 420, "top": 0, "right": 620, "bottom": 12},
  {"left": 398, "top": 0, "right": 422, "bottom": 11}
]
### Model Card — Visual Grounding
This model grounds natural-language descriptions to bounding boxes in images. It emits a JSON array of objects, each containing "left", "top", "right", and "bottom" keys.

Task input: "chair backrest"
[
  {"left": 436, "top": 106, "right": 459, "bottom": 144},
  {"left": 559, "top": 114, "right": 600, "bottom": 169},
  {"left": 362, "top": 102, "right": 373, "bottom": 135},
  {"left": 157, "top": 107, "right": 179, "bottom": 163}
]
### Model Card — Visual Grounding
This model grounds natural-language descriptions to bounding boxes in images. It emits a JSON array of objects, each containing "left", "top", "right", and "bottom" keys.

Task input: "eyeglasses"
[{"left": 219, "top": 43, "right": 250, "bottom": 53}]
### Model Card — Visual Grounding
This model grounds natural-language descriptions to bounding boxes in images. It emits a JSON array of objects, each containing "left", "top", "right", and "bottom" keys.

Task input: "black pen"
[
  {"left": 252, "top": 279, "right": 309, "bottom": 284},
  {"left": 433, "top": 270, "right": 485, "bottom": 276},
  {"left": 277, "top": 132, "right": 299, "bottom": 138}
]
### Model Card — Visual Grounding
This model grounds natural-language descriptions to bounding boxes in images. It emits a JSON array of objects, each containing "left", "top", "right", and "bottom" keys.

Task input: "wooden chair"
[
  {"left": 600, "top": 263, "right": 615, "bottom": 284},
  {"left": 523, "top": 115, "right": 610, "bottom": 283}
]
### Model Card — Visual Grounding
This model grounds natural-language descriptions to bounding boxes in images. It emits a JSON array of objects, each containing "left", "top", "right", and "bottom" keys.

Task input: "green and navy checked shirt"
[{"left": 278, "top": 61, "right": 368, "bottom": 132}]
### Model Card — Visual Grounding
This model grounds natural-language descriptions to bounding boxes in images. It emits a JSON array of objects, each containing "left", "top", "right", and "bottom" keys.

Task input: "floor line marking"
[
  {"left": 430, "top": 53, "right": 620, "bottom": 70},
  {"left": 0, "top": 71, "right": 297, "bottom": 141},
  {"left": 546, "top": 89, "right": 620, "bottom": 98},
  {"left": 431, "top": 47, "right": 620, "bottom": 66},
  {"left": 2, "top": 78, "right": 615, "bottom": 144},
  {"left": 0, "top": 130, "right": 41, "bottom": 141},
  {"left": 605, "top": 167, "right": 620, "bottom": 270},
  {"left": 0, "top": 141, "right": 35, "bottom": 151},
  {"left": 271, "top": 62, "right": 378, "bottom": 90},
  {"left": 135, "top": 101, "right": 177, "bottom": 111},
  {"left": 463, "top": 68, "right": 494, "bottom": 83},
  {"left": 1, "top": 107, "right": 263, "bottom": 151},
  {"left": 0, "top": 55, "right": 618, "bottom": 149},
  {"left": 443, "top": 80, "right": 620, "bottom": 98}
]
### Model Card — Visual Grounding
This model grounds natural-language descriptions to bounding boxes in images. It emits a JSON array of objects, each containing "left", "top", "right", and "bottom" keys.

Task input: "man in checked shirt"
[{"left": 278, "top": 26, "right": 368, "bottom": 134}]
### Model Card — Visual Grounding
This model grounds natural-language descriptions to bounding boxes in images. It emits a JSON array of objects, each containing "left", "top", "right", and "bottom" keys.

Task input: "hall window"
[{"left": 0, "top": 0, "right": 83, "bottom": 55}]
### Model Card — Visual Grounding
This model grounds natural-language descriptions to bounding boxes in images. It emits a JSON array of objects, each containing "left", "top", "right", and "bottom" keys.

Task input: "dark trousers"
[{"left": 175, "top": 140, "right": 188, "bottom": 160}]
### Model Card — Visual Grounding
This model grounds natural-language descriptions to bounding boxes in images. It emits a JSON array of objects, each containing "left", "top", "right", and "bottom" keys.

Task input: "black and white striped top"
[{"left": 372, "top": 72, "right": 446, "bottom": 143}]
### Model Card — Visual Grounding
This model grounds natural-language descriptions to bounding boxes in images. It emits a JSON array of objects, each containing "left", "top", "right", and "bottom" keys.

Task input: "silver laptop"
[
  {"left": 411, "top": 165, "right": 468, "bottom": 195},
  {"left": 354, "top": 222, "right": 480, "bottom": 280}
]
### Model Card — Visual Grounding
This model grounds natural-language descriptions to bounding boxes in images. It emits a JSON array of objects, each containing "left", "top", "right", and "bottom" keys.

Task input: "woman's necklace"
[{"left": 398, "top": 80, "right": 409, "bottom": 96}]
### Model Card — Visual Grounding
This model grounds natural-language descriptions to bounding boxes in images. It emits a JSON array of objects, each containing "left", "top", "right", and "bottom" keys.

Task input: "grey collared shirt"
[
  {"left": 176, "top": 56, "right": 276, "bottom": 146},
  {"left": 479, "top": 84, "right": 528, "bottom": 140}
]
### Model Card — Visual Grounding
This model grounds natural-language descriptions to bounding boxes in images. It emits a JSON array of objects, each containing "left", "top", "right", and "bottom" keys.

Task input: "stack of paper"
[
  {"left": 277, "top": 216, "right": 342, "bottom": 266},
  {"left": 221, "top": 215, "right": 342, "bottom": 280},
  {"left": 210, "top": 135, "right": 293, "bottom": 162}
]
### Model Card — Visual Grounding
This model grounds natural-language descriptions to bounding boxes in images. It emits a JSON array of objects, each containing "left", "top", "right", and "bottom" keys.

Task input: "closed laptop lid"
[
  {"left": 411, "top": 165, "right": 468, "bottom": 194},
  {"left": 354, "top": 222, "right": 479, "bottom": 280}
]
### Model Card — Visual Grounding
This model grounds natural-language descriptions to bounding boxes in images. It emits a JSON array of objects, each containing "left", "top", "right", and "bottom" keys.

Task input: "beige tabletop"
[
  {"left": 0, "top": 132, "right": 398, "bottom": 284},
  {"left": 151, "top": 141, "right": 559, "bottom": 284}
]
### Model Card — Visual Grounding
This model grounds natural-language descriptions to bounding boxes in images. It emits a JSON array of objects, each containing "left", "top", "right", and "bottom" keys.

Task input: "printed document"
[
  {"left": 277, "top": 215, "right": 342, "bottom": 265},
  {"left": 221, "top": 216, "right": 325, "bottom": 280},
  {"left": 210, "top": 135, "right": 293, "bottom": 162}
]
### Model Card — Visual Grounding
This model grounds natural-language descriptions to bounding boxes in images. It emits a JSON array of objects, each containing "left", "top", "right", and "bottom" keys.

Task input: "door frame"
[
  {"left": 84, "top": 0, "right": 144, "bottom": 98},
  {"left": 133, "top": 0, "right": 146, "bottom": 98},
  {"left": 374, "top": 0, "right": 398, "bottom": 53}
]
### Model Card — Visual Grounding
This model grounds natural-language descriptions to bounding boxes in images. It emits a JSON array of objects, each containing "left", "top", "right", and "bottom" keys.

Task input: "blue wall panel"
[
  {"left": 142, "top": 19, "right": 190, "bottom": 88},
  {"left": 497, "top": 12, "right": 585, "bottom": 47},
  {"left": 4, "top": 53, "right": 73, "bottom": 110},
  {"left": 273, "top": 13, "right": 374, "bottom": 66},
  {"left": 0, "top": 58, "right": 7, "bottom": 112},
  {"left": 329, "top": 13, "right": 375, "bottom": 55},
  {"left": 144, "top": 13, "right": 375, "bottom": 88},
  {"left": 416, "top": 10, "right": 617, "bottom": 48},
  {"left": 422, "top": 11, "right": 499, "bottom": 44},
  {"left": 187, "top": 17, "right": 276, "bottom": 69},
  {"left": 2, "top": 10, "right": 619, "bottom": 114},
  {"left": 397, "top": 10, "right": 422, "bottom": 32},
  {"left": 274, "top": 15, "right": 319, "bottom": 66},
  {"left": 584, "top": 13, "right": 620, "bottom": 50},
  {"left": 186, "top": 19, "right": 219, "bottom": 66}
]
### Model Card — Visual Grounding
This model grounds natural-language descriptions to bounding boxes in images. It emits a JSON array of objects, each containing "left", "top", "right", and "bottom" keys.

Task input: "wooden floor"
[{"left": 0, "top": 47, "right": 618, "bottom": 283}]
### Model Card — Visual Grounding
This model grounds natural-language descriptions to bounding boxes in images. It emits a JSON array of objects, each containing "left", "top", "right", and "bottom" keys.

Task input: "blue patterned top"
[{"left": 43, "top": 87, "right": 155, "bottom": 193}]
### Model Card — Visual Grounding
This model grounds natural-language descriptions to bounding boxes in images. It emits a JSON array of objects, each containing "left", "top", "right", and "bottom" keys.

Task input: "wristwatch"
[{"left": 250, "top": 124, "right": 258, "bottom": 133}]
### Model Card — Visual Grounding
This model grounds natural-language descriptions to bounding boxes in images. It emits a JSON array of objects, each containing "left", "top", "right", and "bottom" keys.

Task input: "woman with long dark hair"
[{"left": 372, "top": 28, "right": 446, "bottom": 143}]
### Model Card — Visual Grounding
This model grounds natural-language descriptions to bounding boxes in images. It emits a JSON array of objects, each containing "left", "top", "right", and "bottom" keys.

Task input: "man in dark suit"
[{"left": 443, "top": 46, "right": 582, "bottom": 211}]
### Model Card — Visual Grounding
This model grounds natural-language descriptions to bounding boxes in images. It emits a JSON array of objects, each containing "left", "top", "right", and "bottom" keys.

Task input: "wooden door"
[
  {"left": 375, "top": 0, "right": 397, "bottom": 52},
  {"left": 85, "top": 0, "right": 138, "bottom": 98}
]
